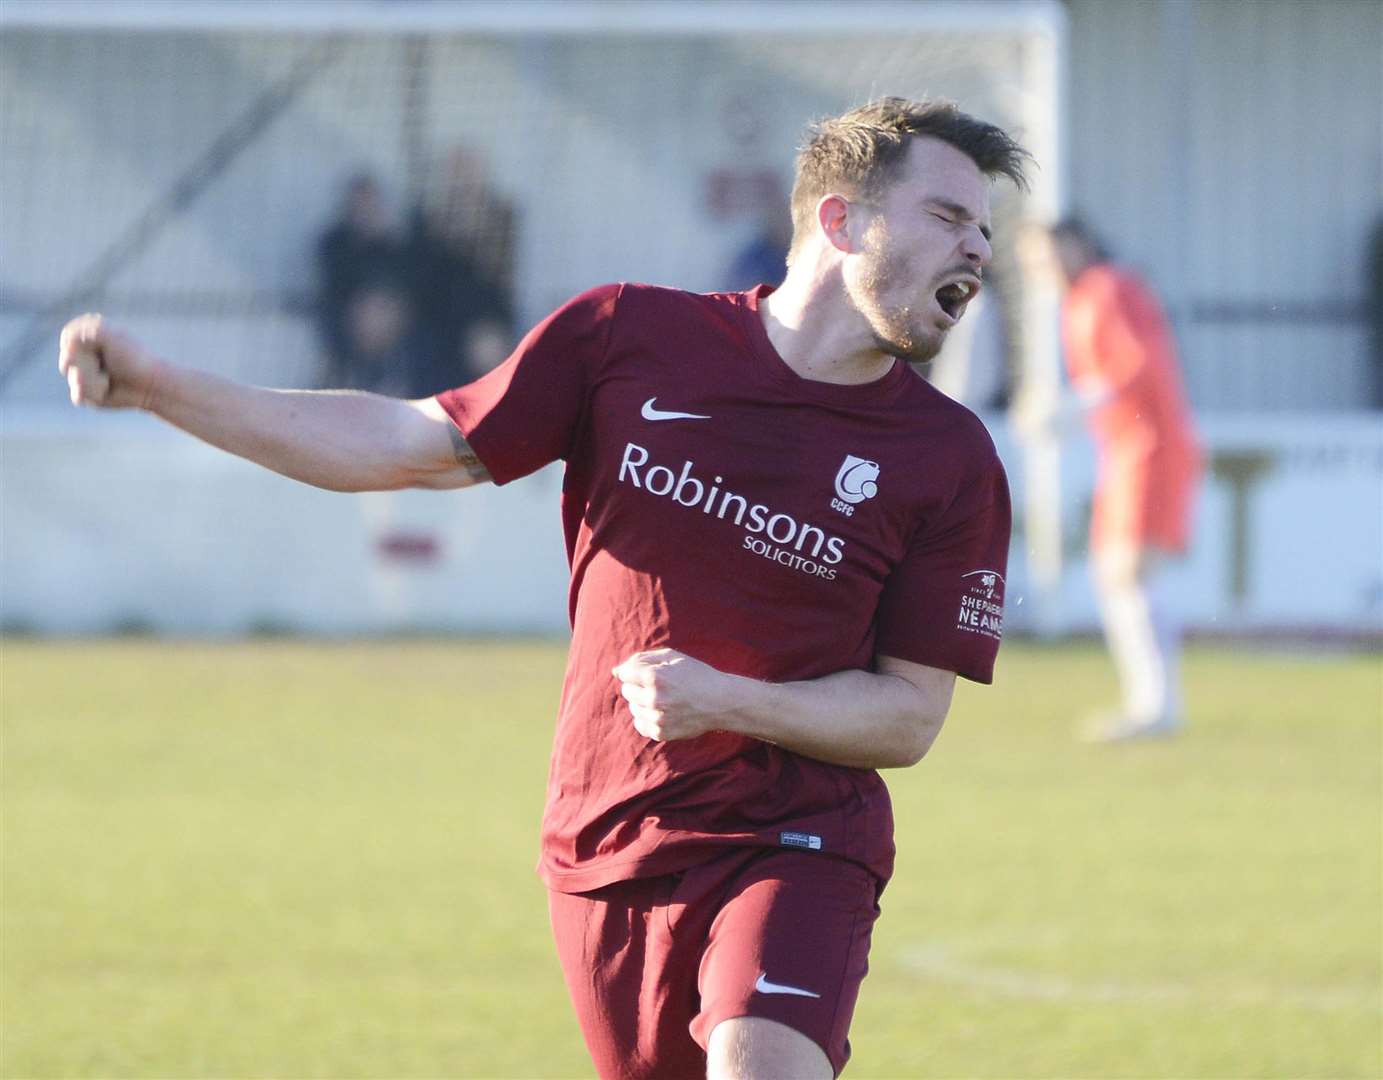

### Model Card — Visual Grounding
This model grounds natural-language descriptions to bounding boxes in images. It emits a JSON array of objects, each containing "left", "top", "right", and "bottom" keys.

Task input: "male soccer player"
[
  {"left": 59, "top": 98, "right": 1029, "bottom": 1078},
  {"left": 1019, "top": 219, "right": 1202, "bottom": 742}
]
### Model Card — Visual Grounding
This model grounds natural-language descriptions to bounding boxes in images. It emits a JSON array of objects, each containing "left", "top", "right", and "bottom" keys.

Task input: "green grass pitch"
[{"left": 3, "top": 639, "right": 1379, "bottom": 1078}]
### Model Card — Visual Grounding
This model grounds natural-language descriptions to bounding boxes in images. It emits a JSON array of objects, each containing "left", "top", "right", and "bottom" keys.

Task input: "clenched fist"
[
  {"left": 58, "top": 314, "right": 160, "bottom": 410},
  {"left": 612, "top": 648, "right": 742, "bottom": 743}
]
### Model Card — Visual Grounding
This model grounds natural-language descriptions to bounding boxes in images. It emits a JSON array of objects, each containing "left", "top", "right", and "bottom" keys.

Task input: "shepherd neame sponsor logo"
[
  {"left": 618, "top": 442, "right": 844, "bottom": 579},
  {"left": 956, "top": 569, "right": 1004, "bottom": 641}
]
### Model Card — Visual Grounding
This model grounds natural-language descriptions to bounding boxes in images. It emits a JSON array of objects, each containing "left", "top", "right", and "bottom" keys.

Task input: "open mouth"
[{"left": 934, "top": 279, "right": 979, "bottom": 322}]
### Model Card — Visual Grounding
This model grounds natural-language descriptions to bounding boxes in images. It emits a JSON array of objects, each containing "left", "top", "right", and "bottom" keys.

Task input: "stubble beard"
[
  {"left": 868, "top": 313, "right": 944, "bottom": 364},
  {"left": 852, "top": 227, "right": 946, "bottom": 365}
]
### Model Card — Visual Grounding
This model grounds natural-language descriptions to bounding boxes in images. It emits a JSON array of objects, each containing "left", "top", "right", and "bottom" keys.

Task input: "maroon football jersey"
[{"left": 437, "top": 284, "right": 1010, "bottom": 892}]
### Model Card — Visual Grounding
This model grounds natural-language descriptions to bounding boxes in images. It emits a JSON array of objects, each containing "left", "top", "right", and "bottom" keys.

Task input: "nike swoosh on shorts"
[
  {"left": 754, "top": 973, "right": 821, "bottom": 998},
  {"left": 641, "top": 397, "right": 711, "bottom": 421}
]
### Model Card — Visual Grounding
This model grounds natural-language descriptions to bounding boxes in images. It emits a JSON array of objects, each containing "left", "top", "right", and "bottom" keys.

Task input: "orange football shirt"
[{"left": 1062, "top": 265, "right": 1202, "bottom": 553}]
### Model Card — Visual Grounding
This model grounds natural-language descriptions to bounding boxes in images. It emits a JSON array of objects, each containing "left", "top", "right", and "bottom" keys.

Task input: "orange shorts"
[
  {"left": 1092, "top": 450, "right": 1202, "bottom": 554},
  {"left": 547, "top": 846, "right": 881, "bottom": 1079}
]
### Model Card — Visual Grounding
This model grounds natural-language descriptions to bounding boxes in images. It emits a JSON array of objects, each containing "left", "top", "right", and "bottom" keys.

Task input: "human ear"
[{"left": 816, "top": 194, "right": 854, "bottom": 254}]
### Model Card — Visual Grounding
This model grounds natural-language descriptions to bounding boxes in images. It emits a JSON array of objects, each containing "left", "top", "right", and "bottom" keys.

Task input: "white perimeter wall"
[{"left": 3, "top": 410, "right": 1379, "bottom": 639}]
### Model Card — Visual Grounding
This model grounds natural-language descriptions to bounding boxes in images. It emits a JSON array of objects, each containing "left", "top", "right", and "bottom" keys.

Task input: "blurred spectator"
[
  {"left": 1017, "top": 218, "right": 1203, "bottom": 742},
  {"left": 723, "top": 202, "right": 792, "bottom": 292},
  {"left": 340, "top": 284, "right": 418, "bottom": 398},
  {"left": 316, "top": 173, "right": 417, "bottom": 391},
  {"left": 410, "top": 147, "right": 517, "bottom": 393},
  {"left": 1368, "top": 214, "right": 1383, "bottom": 408}
]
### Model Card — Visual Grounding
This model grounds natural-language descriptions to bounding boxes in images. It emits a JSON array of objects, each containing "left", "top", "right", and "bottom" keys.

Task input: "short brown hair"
[{"left": 788, "top": 96, "right": 1032, "bottom": 262}]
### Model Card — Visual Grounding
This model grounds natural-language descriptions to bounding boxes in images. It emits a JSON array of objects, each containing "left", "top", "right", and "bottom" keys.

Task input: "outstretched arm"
[
  {"left": 58, "top": 314, "right": 489, "bottom": 492},
  {"left": 612, "top": 649, "right": 955, "bottom": 770}
]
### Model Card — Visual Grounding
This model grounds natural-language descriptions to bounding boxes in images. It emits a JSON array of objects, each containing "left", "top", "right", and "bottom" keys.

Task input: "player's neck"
[{"left": 760, "top": 271, "right": 896, "bottom": 387}]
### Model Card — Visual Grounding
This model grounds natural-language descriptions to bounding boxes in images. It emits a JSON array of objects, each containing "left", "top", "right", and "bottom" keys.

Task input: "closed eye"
[{"left": 927, "top": 202, "right": 992, "bottom": 242}]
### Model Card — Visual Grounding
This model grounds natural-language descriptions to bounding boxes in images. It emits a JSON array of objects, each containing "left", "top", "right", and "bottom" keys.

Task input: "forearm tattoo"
[{"left": 448, "top": 423, "right": 492, "bottom": 484}]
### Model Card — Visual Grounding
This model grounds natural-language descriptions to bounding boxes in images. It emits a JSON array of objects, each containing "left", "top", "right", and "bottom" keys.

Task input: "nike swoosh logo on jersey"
[
  {"left": 754, "top": 973, "right": 821, "bottom": 998},
  {"left": 641, "top": 397, "right": 711, "bottom": 421}
]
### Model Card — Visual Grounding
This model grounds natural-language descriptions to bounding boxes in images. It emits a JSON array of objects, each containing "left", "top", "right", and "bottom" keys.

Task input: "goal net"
[
  {"left": 0, "top": 0, "right": 1067, "bottom": 628},
  {"left": 1, "top": 0, "right": 1062, "bottom": 388}
]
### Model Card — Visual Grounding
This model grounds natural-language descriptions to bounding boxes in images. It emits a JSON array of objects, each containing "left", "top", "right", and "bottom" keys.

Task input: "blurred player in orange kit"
[{"left": 1021, "top": 218, "right": 1202, "bottom": 741}]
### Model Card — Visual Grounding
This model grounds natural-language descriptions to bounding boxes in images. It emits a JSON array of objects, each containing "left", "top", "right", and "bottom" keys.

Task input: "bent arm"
[
  {"left": 614, "top": 650, "right": 955, "bottom": 770},
  {"left": 148, "top": 366, "right": 487, "bottom": 492},
  {"left": 719, "top": 656, "right": 954, "bottom": 768}
]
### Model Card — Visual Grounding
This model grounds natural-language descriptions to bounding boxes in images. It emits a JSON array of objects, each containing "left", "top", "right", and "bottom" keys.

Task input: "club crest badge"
[{"left": 831, "top": 455, "right": 880, "bottom": 516}]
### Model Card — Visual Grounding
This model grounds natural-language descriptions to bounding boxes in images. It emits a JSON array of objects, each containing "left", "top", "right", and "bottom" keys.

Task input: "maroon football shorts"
[{"left": 547, "top": 845, "right": 882, "bottom": 1079}]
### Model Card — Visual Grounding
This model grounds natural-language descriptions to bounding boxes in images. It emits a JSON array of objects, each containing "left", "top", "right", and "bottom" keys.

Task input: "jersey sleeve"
[
  {"left": 433, "top": 283, "right": 620, "bottom": 485},
  {"left": 872, "top": 443, "right": 1012, "bottom": 684}
]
